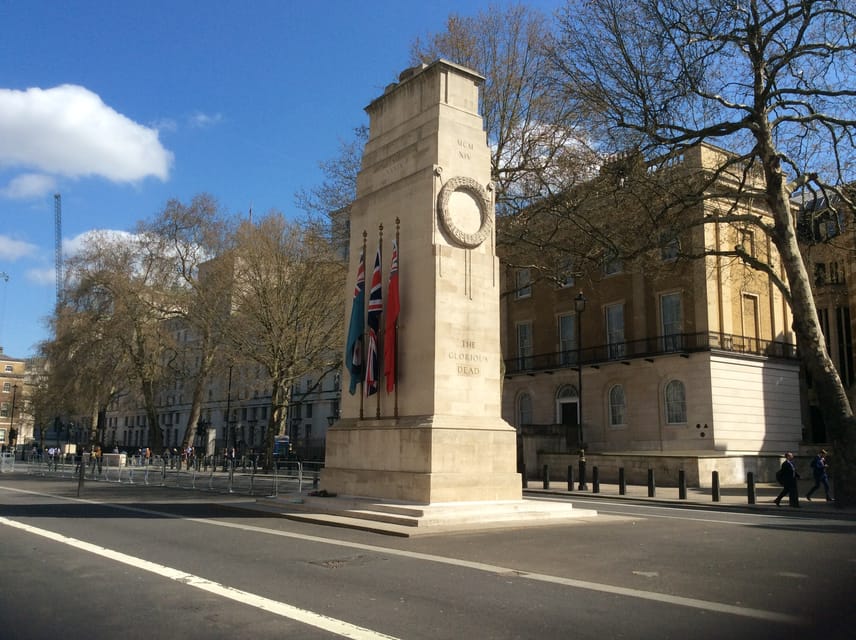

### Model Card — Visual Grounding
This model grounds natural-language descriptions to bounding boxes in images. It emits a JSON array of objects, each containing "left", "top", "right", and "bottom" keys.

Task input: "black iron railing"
[{"left": 505, "top": 331, "right": 798, "bottom": 376}]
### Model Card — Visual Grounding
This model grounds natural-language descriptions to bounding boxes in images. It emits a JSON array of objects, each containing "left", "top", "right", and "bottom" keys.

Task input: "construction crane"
[
  {"left": 0, "top": 271, "right": 8, "bottom": 349},
  {"left": 54, "top": 193, "right": 62, "bottom": 305}
]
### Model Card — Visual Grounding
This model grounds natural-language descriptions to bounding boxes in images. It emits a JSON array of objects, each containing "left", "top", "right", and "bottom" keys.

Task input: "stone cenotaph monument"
[
  {"left": 321, "top": 60, "right": 520, "bottom": 504},
  {"left": 318, "top": 62, "right": 593, "bottom": 533}
]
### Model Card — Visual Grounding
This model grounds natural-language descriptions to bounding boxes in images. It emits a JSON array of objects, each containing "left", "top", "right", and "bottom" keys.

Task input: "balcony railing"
[{"left": 505, "top": 331, "right": 798, "bottom": 376}]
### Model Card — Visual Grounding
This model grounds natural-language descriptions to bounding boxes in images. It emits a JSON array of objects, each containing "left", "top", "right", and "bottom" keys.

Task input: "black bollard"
[
  {"left": 647, "top": 468, "right": 656, "bottom": 497},
  {"left": 567, "top": 465, "right": 574, "bottom": 491},
  {"left": 542, "top": 464, "right": 550, "bottom": 490},
  {"left": 592, "top": 466, "right": 600, "bottom": 493},
  {"left": 578, "top": 450, "right": 588, "bottom": 491},
  {"left": 747, "top": 471, "right": 756, "bottom": 505},
  {"left": 521, "top": 463, "right": 528, "bottom": 489},
  {"left": 678, "top": 469, "right": 687, "bottom": 500},
  {"left": 712, "top": 470, "right": 721, "bottom": 502},
  {"left": 618, "top": 467, "right": 626, "bottom": 495}
]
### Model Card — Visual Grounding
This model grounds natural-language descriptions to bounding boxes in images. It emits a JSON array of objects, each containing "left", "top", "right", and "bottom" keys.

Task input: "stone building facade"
[{"left": 500, "top": 144, "right": 804, "bottom": 482}]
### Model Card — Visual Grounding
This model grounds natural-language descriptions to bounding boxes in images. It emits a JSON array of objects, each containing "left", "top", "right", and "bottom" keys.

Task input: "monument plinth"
[{"left": 321, "top": 60, "right": 520, "bottom": 504}]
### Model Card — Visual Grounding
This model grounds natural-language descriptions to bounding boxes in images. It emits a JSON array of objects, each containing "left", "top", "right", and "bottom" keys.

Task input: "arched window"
[
  {"left": 518, "top": 393, "right": 533, "bottom": 427},
  {"left": 665, "top": 380, "right": 687, "bottom": 424},
  {"left": 608, "top": 385, "right": 626, "bottom": 426}
]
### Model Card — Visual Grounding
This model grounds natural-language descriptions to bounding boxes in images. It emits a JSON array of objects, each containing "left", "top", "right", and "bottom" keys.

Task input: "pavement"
[{"left": 522, "top": 476, "right": 849, "bottom": 514}]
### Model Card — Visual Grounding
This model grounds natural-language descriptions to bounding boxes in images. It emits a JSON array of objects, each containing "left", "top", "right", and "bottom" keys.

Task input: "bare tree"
[
  {"left": 296, "top": 126, "right": 367, "bottom": 222},
  {"left": 62, "top": 230, "right": 179, "bottom": 453},
  {"left": 412, "top": 4, "right": 596, "bottom": 220},
  {"left": 550, "top": 0, "right": 856, "bottom": 505},
  {"left": 39, "top": 301, "right": 128, "bottom": 446},
  {"left": 137, "top": 194, "right": 234, "bottom": 451},
  {"left": 226, "top": 213, "right": 345, "bottom": 467}
]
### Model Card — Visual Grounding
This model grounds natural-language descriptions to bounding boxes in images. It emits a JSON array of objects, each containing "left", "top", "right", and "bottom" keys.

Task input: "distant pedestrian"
[
  {"left": 775, "top": 452, "right": 800, "bottom": 508},
  {"left": 90, "top": 444, "right": 103, "bottom": 475},
  {"left": 806, "top": 449, "right": 832, "bottom": 502}
]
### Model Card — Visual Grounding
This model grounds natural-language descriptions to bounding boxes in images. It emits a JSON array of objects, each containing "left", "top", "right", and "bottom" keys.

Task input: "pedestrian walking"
[
  {"left": 806, "top": 449, "right": 832, "bottom": 502},
  {"left": 775, "top": 452, "right": 800, "bottom": 508},
  {"left": 90, "top": 444, "right": 102, "bottom": 475}
]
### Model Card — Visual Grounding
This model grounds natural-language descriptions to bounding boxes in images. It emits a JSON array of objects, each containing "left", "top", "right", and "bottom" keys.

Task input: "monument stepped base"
[{"left": 253, "top": 495, "right": 598, "bottom": 537}]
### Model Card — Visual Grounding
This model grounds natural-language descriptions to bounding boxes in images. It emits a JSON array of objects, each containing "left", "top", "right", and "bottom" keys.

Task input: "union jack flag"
[{"left": 365, "top": 246, "right": 383, "bottom": 396}]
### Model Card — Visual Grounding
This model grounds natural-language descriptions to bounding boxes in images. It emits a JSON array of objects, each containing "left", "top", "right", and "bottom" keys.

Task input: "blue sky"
[{"left": 0, "top": 0, "right": 562, "bottom": 359}]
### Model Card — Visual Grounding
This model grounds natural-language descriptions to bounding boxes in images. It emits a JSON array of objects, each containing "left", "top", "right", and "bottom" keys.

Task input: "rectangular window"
[
  {"left": 558, "top": 314, "right": 577, "bottom": 365},
  {"left": 830, "top": 261, "right": 844, "bottom": 284},
  {"left": 557, "top": 257, "right": 575, "bottom": 288},
  {"left": 0, "top": 402, "right": 8, "bottom": 418},
  {"left": 815, "top": 262, "right": 827, "bottom": 286},
  {"left": 660, "top": 292, "right": 682, "bottom": 352},
  {"left": 836, "top": 306, "right": 853, "bottom": 386},
  {"left": 660, "top": 236, "right": 679, "bottom": 261},
  {"left": 517, "top": 322, "right": 534, "bottom": 370},
  {"left": 739, "top": 228, "right": 755, "bottom": 258},
  {"left": 603, "top": 251, "right": 622, "bottom": 276},
  {"left": 742, "top": 294, "right": 759, "bottom": 352},
  {"left": 605, "top": 303, "right": 625, "bottom": 359},
  {"left": 515, "top": 268, "right": 532, "bottom": 299}
]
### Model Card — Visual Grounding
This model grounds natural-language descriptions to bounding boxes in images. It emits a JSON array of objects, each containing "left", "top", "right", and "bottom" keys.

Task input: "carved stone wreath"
[{"left": 436, "top": 176, "right": 493, "bottom": 248}]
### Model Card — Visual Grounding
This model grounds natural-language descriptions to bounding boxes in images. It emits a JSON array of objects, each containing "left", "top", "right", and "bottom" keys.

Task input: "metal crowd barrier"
[
  {"left": 22, "top": 453, "right": 314, "bottom": 498},
  {"left": 0, "top": 452, "right": 15, "bottom": 473}
]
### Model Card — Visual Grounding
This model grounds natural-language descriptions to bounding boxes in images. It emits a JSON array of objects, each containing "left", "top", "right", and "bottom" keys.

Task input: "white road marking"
[
  {"left": 0, "top": 515, "right": 400, "bottom": 640},
  {"left": 1, "top": 485, "right": 805, "bottom": 626}
]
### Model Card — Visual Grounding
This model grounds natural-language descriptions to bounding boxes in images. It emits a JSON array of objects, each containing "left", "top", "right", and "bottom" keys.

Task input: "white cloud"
[
  {"left": 189, "top": 111, "right": 224, "bottom": 129},
  {"left": 1, "top": 172, "right": 56, "bottom": 199},
  {"left": 152, "top": 117, "right": 178, "bottom": 133},
  {"left": 0, "top": 234, "right": 38, "bottom": 260},
  {"left": 24, "top": 266, "right": 55, "bottom": 286},
  {"left": 63, "top": 228, "right": 137, "bottom": 258},
  {"left": 0, "top": 85, "right": 174, "bottom": 191}
]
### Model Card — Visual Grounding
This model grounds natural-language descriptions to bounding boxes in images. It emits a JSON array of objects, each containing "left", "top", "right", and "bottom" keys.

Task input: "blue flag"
[{"left": 346, "top": 249, "right": 365, "bottom": 395}]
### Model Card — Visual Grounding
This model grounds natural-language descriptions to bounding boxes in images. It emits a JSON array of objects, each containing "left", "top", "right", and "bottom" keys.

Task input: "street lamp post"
[
  {"left": 574, "top": 292, "right": 586, "bottom": 449},
  {"left": 574, "top": 291, "right": 588, "bottom": 491},
  {"left": 224, "top": 365, "right": 233, "bottom": 453}
]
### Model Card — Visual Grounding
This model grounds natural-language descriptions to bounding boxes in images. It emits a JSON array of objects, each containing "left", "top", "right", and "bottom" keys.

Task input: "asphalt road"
[{"left": 1, "top": 474, "right": 854, "bottom": 640}]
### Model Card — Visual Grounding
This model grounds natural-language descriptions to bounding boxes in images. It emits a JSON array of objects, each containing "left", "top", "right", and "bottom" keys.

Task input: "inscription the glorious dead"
[{"left": 449, "top": 339, "right": 487, "bottom": 376}]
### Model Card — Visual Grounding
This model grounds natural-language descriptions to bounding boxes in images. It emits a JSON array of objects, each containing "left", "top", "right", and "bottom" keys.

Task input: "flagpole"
[
  {"left": 393, "top": 217, "right": 400, "bottom": 418},
  {"left": 359, "top": 230, "right": 367, "bottom": 420},
  {"left": 376, "top": 223, "right": 383, "bottom": 420}
]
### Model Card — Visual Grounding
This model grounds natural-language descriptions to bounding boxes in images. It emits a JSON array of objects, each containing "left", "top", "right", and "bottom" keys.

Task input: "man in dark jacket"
[
  {"left": 806, "top": 449, "right": 832, "bottom": 502},
  {"left": 775, "top": 452, "right": 800, "bottom": 508}
]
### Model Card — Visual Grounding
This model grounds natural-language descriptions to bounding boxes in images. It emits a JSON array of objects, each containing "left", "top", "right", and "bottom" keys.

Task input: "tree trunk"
[{"left": 761, "top": 141, "right": 855, "bottom": 507}]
